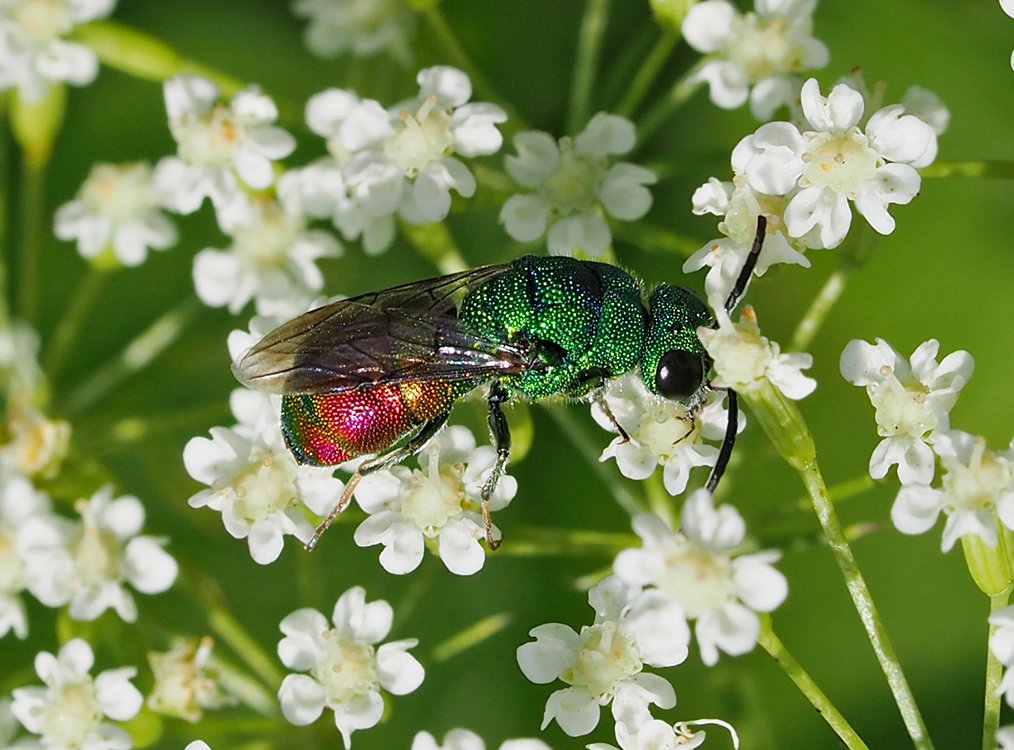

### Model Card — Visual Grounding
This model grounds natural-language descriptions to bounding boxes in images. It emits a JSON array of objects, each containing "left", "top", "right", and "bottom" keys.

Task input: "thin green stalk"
[
  {"left": 543, "top": 405, "right": 645, "bottom": 518},
  {"left": 568, "top": 0, "right": 611, "bottom": 134},
  {"left": 43, "top": 266, "right": 106, "bottom": 383},
  {"left": 64, "top": 296, "right": 201, "bottom": 416},
  {"left": 635, "top": 66, "right": 701, "bottom": 147},
  {"left": 431, "top": 612, "right": 514, "bottom": 662},
  {"left": 0, "top": 94, "right": 10, "bottom": 328},
  {"left": 615, "top": 30, "right": 679, "bottom": 118},
  {"left": 420, "top": 7, "right": 527, "bottom": 134},
  {"left": 920, "top": 159, "right": 1014, "bottom": 180},
  {"left": 491, "top": 525, "right": 638, "bottom": 557},
  {"left": 758, "top": 618, "right": 869, "bottom": 750},
  {"left": 16, "top": 158, "right": 46, "bottom": 323},
  {"left": 983, "top": 590, "right": 1012, "bottom": 750},
  {"left": 207, "top": 607, "right": 284, "bottom": 691},
  {"left": 800, "top": 459, "right": 934, "bottom": 750},
  {"left": 790, "top": 267, "right": 850, "bottom": 352}
]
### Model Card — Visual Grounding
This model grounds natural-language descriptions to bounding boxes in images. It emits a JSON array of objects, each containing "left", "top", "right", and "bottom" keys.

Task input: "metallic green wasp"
[{"left": 233, "top": 218, "right": 767, "bottom": 550}]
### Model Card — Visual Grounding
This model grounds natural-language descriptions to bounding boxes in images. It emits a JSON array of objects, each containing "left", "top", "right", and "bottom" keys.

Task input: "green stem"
[
  {"left": 43, "top": 266, "right": 106, "bottom": 384},
  {"left": 63, "top": 296, "right": 201, "bottom": 416},
  {"left": 568, "top": 0, "right": 611, "bottom": 134},
  {"left": 207, "top": 607, "right": 285, "bottom": 690},
  {"left": 920, "top": 159, "right": 1014, "bottom": 180},
  {"left": 758, "top": 617, "right": 869, "bottom": 750},
  {"left": 16, "top": 158, "right": 46, "bottom": 323},
  {"left": 0, "top": 94, "right": 10, "bottom": 329},
  {"left": 399, "top": 220, "right": 468, "bottom": 273},
  {"left": 984, "top": 590, "right": 1012, "bottom": 750},
  {"left": 492, "top": 525, "right": 638, "bottom": 557},
  {"left": 615, "top": 30, "right": 679, "bottom": 118},
  {"left": 799, "top": 459, "right": 934, "bottom": 750},
  {"left": 543, "top": 405, "right": 645, "bottom": 518},
  {"left": 420, "top": 7, "right": 527, "bottom": 135},
  {"left": 790, "top": 267, "right": 850, "bottom": 352},
  {"left": 635, "top": 66, "right": 701, "bottom": 147},
  {"left": 431, "top": 612, "right": 514, "bottom": 662}
]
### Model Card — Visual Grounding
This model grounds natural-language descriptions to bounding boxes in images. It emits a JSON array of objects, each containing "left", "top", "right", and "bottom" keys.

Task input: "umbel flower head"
[
  {"left": 732, "top": 77, "right": 938, "bottom": 249},
  {"left": 516, "top": 576, "right": 689, "bottom": 737},
  {"left": 11, "top": 638, "right": 143, "bottom": 749},
  {"left": 277, "top": 586, "right": 425, "bottom": 748},
  {"left": 840, "top": 337, "right": 974, "bottom": 485},
  {"left": 499, "top": 112, "right": 656, "bottom": 257},
  {"left": 614, "top": 491, "right": 788, "bottom": 665},
  {"left": 353, "top": 425, "right": 518, "bottom": 576}
]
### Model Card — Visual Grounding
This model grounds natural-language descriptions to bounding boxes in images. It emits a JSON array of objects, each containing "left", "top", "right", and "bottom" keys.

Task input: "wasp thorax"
[{"left": 641, "top": 284, "right": 713, "bottom": 402}]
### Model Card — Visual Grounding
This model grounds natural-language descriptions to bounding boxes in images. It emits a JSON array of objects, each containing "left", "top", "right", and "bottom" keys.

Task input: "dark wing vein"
[{"left": 233, "top": 262, "right": 533, "bottom": 394}]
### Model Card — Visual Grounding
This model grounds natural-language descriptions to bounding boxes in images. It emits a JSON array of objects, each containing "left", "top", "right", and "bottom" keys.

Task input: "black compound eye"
[{"left": 654, "top": 350, "right": 704, "bottom": 401}]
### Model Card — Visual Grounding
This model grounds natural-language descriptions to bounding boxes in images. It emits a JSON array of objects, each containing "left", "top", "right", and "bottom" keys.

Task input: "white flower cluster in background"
[
  {"left": 54, "top": 161, "right": 179, "bottom": 268},
  {"left": 842, "top": 338, "right": 1014, "bottom": 552},
  {"left": 279, "top": 65, "right": 506, "bottom": 255},
  {"left": 291, "top": 0, "right": 417, "bottom": 64},
  {"left": 682, "top": 0, "right": 829, "bottom": 119},
  {"left": 499, "top": 113, "right": 656, "bottom": 257},
  {"left": 10, "top": 638, "right": 143, "bottom": 748},
  {"left": 353, "top": 425, "right": 517, "bottom": 576},
  {"left": 684, "top": 76, "right": 943, "bottom": 302},
  {"left": 411, "top": 728, "right": 551, "bottom": 750},
  {"left": 0, "top": 0, "right": 116, "bottom": 101},
  {"left": 277, "top": 586, "right": 424, "bottom": 748}
]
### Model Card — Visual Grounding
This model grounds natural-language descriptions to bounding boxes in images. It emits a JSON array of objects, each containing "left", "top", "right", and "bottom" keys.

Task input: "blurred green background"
[{"left": 3, "top": 1, "right": 1013, "bottom": 748}]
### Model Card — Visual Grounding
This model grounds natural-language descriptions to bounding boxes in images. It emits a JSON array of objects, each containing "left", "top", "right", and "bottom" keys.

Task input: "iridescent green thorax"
[
  {"left": 458, "top": 256, "right": 646, "bottom": 400},
  {"left": 641, "top": 284, "right": 713, "bottom": 400}
]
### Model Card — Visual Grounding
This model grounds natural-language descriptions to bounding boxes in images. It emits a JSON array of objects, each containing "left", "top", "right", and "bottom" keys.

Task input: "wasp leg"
[
  {"left": 705, "top": 388, "right": 738, "bottom": 493},
  {"left": 305, "top": 412, "right": 450, "bottom": 551},
  {"left": 593, "top": 387, "right": 630, "bottom": 444},
  {"left": 723, "top": 215, "right": 766, "bottom": 314},
  {"left": 482, "top": 380, "right": 512, "bottom": 551}
]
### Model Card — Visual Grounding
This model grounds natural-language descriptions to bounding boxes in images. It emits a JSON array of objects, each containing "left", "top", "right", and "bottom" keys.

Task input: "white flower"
[
  {"left": 614, "top": 492, "right": 787, "bottom": 666},
  {"left": 147, "top": 637, "right": 230, "bottom": 722},
  {"left": 0, "top": 0, "right": 115, "bottom": 102},
  {"left": 18, "top": 485, "right": 178, "bottom": 622},
  {"left": 184, "top": 388, "right": 343, "bottom": 564},
  {"left": 592, "top": 375, "right": 735, "bottom": 496},
  {"left": 10, "top": 638, "right": 143, "bottom": 749},
  {"left": 277, "top": 586, "right": 424, "bottom": 748},
  {"left": 698, "top": 305, "right": 816, "bottom": 400},
  {"left": 840, "top": 338, "right": 974, "bottom": 485},
  {"left": 516, "top": 576, "right": 689, "bottom": 737},
  {"left": 353, "top": 425, "right": 517, "bottom": 575},
  {"left": 0, "top": 408, "right": 72, "bottom": 480},
  {"left": 681, "top": 0, "right": 829, "bottom": 119},
  {"left": 684, "top": 175, "right": 809, "bottom": 302},
  {"left": 990, "top": 604, "right": 1014, "bottom": 708},
  {"left": 589, "top": 716, "right": 740, "bottom": 750},
  {"left": 892, "top": 431, "right": 1014, "bottom": 552},
  {"left": 191, "top": 196, "right": 341, "bottom": 316},
  {"left": 901, "top": 85, "right": 950, "bottom": 137},
  {"left": 0, "top": 321, "right": 45, "bottom": 405},
  {"left": 411, "top": 728, "right": 552, "bottom": 750},
  {"left": 292, "top": 0, "right": 416, "bottom": 64},
  {"left": 295, "top": 67, "right": 506, "bottom": 254},
  {"left": 0, "top": 472, "right": 52, "bottom": 639},
  {"left": 999, "top": 726, "right": 1014, "bottom": 750},
  {"left": 184, "top": 743, "right": 212, "bottom": 750},
  {"left": 732, "top": 77, "right": 937, "bottom": 249},
  {"left": 159, "top": 76, "right": 296, "bottom": 225},
  {"left": 500, "top": 113, "right": 656, "bottom": 257},
  {"left": 54, "top": 162, "right": 178, "bottom": 267}
]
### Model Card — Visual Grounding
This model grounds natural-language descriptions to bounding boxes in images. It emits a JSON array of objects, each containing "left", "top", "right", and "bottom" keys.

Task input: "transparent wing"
[{"left": 233, "top": 263, "right": 538, "bottom": 394}]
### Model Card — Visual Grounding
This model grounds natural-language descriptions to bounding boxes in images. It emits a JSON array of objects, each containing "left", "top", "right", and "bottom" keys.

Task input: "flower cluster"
[
  {"left": 291, "top": 0, "right": 417, "bottom": 64},
  {"left": 277, "top": 586, "right": 425, "bottom": 748},
  {"left": 352, "top": 425, "right": 518, "bottom": 576},
  {"left": 0, "top": 0, "right": 116, "bottom": 102},
  {"left": 685, "top": 76, "right": 941, "bottom": 301},
  {"left": 54, "top": 161, "right": 179, "bottom": 268},
  {"left": 840, "top": 338, "right": 1014, "bottom": 553},
  {"left": 10, "top": 638, "right": 143, "bottom": 748},
  {"left": 592, "top": 375, "right": 737, "bottom": 496},
  {"left": 280, "top": 65, "right": 506, "bottom": 254},
  {"left": 499, "top": 113, "right": 656, "bottom": 257},
  {"left": 183, "top": 387, "right": 344, "bottom": 564},
  {"left": 682, "top": 0, "right": 829, "bottom": 119}
]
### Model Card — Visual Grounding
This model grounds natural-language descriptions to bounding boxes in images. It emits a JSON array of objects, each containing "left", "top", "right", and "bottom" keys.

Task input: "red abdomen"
[{"left": 280, "top": 380, "right": 467, "bottom": 466}]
